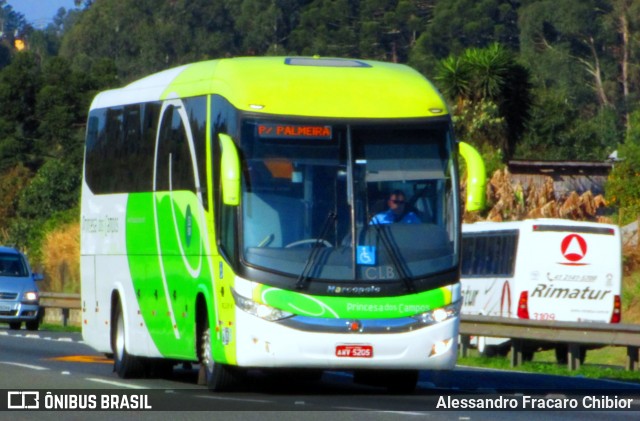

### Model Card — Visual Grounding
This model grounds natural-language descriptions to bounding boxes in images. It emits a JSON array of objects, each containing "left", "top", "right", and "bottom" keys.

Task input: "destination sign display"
[{"left": 258, "top": 123, "right": 332, "bottom": 140}]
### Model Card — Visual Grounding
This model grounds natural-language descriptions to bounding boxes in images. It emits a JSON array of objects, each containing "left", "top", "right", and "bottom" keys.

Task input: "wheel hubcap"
[
  {"left": 116, "top": 312, "right": 125, "bottom": 361},
  {"left": 202, "top": 328, "right": 214, "bottom": 371}
]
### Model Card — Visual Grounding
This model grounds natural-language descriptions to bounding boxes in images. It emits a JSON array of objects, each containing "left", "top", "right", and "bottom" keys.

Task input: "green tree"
[
  {"left": 0, "top": 52, "right": 42, "bottom": 169},
  {"left": 515, "top": 89, "right": 578, "bottom": 160},
  {"left": 36, "top": 57, "right": 94, "bottom": 167},
  {"left": 17, "top": 159, "right": 80, "bottom": 220},
  {"left": 8, "top": 159, "right": 81, "bottom": 254},
  {"left": 0, "top": 164, "right": 33, "bottom": 241},
  {"left": 227, "top": 0, "right": 305, "bottom": 55},
  {"left": 517, "top": 0, "right": 628, "bottom": 160},
  {"left": 604, "top": 0, "right": 640, "bottom": 133},
  {"left": 289, "top": 0, "right": 360, "bottom": 57},
  {"left": 409, "top": 0, "right": 520, "bottom": 75},
  {"left": 606, "top": 110, "right": 640, "bottom": 225},
  {"left": 519, "top": 0, "right": 615, "bottom": 108},
  {"left": 435, "top": 43, "right": 532, "bottom": 160},
  {"left": 357, "top": 0, "right": 432, "bottom": 62},
  {"left": 59, "top": 0, "right": 237, "bottom": 81},
  {"left": 0, "top": 48, "right": 97, "bottom": 255}
]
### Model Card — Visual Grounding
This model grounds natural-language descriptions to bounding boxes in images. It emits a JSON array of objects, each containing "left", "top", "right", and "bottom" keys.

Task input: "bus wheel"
[
  {"left": 354, "top": 369, "right": 418, "bottom": 393},
  {"left": 200, "top": 320, "right": 238, "bottom": 391},
  {"left": 385, "top": 370, "right": 419, "bottom": 394},
  {"left": 478, "top": 337, "right": 509, "bottom": 357},
  {"left": 112, "top": 299, "right": 144, "bottom": 378},
  {"left": 522, "top": 349, "right": 535, "bottom": 362},
  {"left": 477, "top": 337, "right": 497, "bottom": 357},
  {"left": 555, "top": 345, "right": 586, "bottom": 365}
]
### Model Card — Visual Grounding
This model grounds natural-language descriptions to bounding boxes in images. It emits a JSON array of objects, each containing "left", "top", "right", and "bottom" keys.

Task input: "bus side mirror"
[
  {"left": 219, "top": 133, "right": 241, "bottom": 206},
  {"left": 459, "top": 141, "right": 486, "bottom": 212}
]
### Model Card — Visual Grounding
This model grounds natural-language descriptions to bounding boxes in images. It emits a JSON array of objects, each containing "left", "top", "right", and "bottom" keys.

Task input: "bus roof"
[
  {"left": 90, "top": 57, "right": 448, "bottom": 119},
  {"left": 462, "top": 218, "right": 619, "bottom": 234}
]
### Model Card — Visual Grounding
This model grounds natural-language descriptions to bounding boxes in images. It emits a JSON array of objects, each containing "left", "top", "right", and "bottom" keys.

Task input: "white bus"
[
  {"left": 460, "top": 218, "right": 622, "bottom": 362},
  {"left": 80, "top": 56, "right": 486, "bottom": 392}
]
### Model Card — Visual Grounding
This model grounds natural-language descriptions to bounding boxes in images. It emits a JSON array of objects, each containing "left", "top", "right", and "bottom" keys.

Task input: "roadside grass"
[
  {"left": 40, "top": 323, "right": 81, "bottom": 333},
  {"left": 458, "top": 347, "right": 640, "bottom": 383}
]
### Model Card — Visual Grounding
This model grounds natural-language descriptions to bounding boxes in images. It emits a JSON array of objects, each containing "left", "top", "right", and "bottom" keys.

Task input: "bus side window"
[
  {"left": 478, "top": 236, "right": 489, "bottom": 275},
  {"left": 461, "top": 230, "right": 518, "bottom": 277},
  {"left": 461, "top": 236, "right": 474, "bottom": 275},
  {"left": 156, "top": 105, "right": 196, "bottom": 193},
  {"left": 489, "top": 235, "right": 501, "bottom": 274}
]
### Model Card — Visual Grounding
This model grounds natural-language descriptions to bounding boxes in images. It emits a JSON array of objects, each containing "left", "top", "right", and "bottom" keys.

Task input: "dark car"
[{"left": 0, "top": 247, "right": 43, "bottom": 331}]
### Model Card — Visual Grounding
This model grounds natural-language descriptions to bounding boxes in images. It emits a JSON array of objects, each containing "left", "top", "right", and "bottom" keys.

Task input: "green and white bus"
[{"left": 80, "top": 56, "right": 485, "bottom": 392}]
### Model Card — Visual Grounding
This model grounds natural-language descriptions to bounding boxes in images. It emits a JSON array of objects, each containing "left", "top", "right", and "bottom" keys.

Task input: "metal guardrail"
[
  {"left": 39, "top": 292, "right": 81, "bottom": 327},
  {"left": 460, "top": 315, "right": 640, "bottom": 371},
  {"left": 35, "top": 293, "right": 640, "bottom": 371}
]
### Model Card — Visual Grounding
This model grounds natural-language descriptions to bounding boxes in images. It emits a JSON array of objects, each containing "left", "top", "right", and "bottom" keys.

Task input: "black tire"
[
  {"left": 555, "top": 345, "right": 586, "bottom": 365},
  {"left": 385, "top": 370, "right": 419, "bottom": 394},
  {"left": 200, "top": 318, "right": 240, "bottom": 391},
  {"left": 8, "top": 322, "right": 21, "bottom": 330},
  {"left": 496, "top": 345, "right": 510, "bottom": 357},
  {"left": 354, "top": 369, "right": 418, "bottom": 393},
  {"left": 522, "top": 349, "right": 535, "bottom": 362},
  {"left": 267, "top": 368, "right": 324, "bottom": 385},
  {"left": 555, "top": 346, "right": 567, "bottom": 364},
  {"left": 293, "top": 369, "right": 324, "bottom": 383},
  {"left": 147, "top": 359, "right": 175, "bottom": 379},
  {"left": 112, "top": 299, "right": 144, "bottom": 378},
  {"left": 25, "top": 320, "right": 39, "bottom": 331},
  {"left": 477, "top": 337, "right": 497, "bottom": 357}
]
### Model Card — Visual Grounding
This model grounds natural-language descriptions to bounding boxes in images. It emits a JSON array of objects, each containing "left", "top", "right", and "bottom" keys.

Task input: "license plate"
[{"left": 336, "top": 345, "right": 373, "bottom": 358}]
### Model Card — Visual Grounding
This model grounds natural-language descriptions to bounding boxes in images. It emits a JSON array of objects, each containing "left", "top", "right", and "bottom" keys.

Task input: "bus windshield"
[{"left": 239, "top": 119, "right": 459, "bottom": 283}]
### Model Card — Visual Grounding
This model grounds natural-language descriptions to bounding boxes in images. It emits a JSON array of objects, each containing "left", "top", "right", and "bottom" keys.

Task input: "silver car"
[{"left": 0, "top": 247, "right": 43, "bottom": 331}]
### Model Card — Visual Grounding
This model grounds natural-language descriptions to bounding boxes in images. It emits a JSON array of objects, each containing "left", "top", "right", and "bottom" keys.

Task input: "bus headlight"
[
  {"left": 411, "top": 300, "right": 461, "bottom": 325},
  {"left": 231, "top": 288, "right": 293, "bottom": 322}
]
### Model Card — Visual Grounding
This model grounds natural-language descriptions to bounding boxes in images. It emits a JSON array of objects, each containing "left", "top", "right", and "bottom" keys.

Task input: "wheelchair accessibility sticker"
[{"left": 357, "top": 246, "right": 376, "bottom": 265}]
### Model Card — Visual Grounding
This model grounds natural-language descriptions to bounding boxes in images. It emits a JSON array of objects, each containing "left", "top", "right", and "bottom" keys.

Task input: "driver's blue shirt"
[{"left": 370, "top": 210, "right": 421, "bottom": 225}]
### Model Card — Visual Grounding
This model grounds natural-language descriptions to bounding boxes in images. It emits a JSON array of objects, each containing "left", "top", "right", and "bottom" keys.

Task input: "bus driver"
[{"left": 370, "top": 190, "right": 421, "bottom": 225}]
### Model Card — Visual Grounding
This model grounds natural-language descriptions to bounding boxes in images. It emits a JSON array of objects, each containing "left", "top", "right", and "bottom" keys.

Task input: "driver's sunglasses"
[{"left": 391, "top": 200, "right": 405, "bottom": 205}]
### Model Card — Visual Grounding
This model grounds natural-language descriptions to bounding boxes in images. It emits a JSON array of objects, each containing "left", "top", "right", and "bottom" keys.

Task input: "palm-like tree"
[{"left": 436, "top": 43, "right": 532, "bottom": 160}]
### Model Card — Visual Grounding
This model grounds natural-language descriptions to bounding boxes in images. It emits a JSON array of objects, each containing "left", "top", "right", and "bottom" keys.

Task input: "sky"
[{"left": 7, "top": 0, "right": 79, "bottom": 28}]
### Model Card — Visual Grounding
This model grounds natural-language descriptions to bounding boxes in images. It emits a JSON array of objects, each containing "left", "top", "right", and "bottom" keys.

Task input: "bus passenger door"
[{"left": 149, "top": 98, "right": 210, "bottom": 358}]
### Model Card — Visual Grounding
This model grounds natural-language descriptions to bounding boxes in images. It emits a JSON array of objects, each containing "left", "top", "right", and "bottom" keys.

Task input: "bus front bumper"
[{"left": 232, "top": 310, "right": 459, "bottom": 370}]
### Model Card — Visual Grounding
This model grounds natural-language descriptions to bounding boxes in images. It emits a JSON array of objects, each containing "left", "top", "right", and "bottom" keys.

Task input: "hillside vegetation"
[{"left": 0, "top": 1, "right": 639, "bottom": 293}]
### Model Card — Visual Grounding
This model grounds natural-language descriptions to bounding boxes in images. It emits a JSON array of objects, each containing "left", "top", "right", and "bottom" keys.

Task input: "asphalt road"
[{"left": 1, "top": 325, "right": 640, "bottom": 420}]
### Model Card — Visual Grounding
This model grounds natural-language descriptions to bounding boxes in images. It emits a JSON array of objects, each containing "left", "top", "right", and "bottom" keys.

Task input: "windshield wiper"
[
  {"left": 296, "top": 212, "right": 336, "bottom": 290},
  {"left": 369, "top": 217, "right": 416, "bottom": 293}
]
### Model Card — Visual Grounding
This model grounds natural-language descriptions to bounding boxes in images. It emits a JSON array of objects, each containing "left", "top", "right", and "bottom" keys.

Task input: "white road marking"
[
  {"left": 0, "top": 361, "right": 49, "bottom": 371},
  {"left": 381, "top": 411, "right": 426, "bottom": 416},
  {"left": 86, "top": 378, "right": 148, "bottom": 389},
  {"left": 195, "top": 395, "right": 273, "bottom": 404},
  {"left": 0, "top": 331, "right": 81, "bottom": 343}
]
